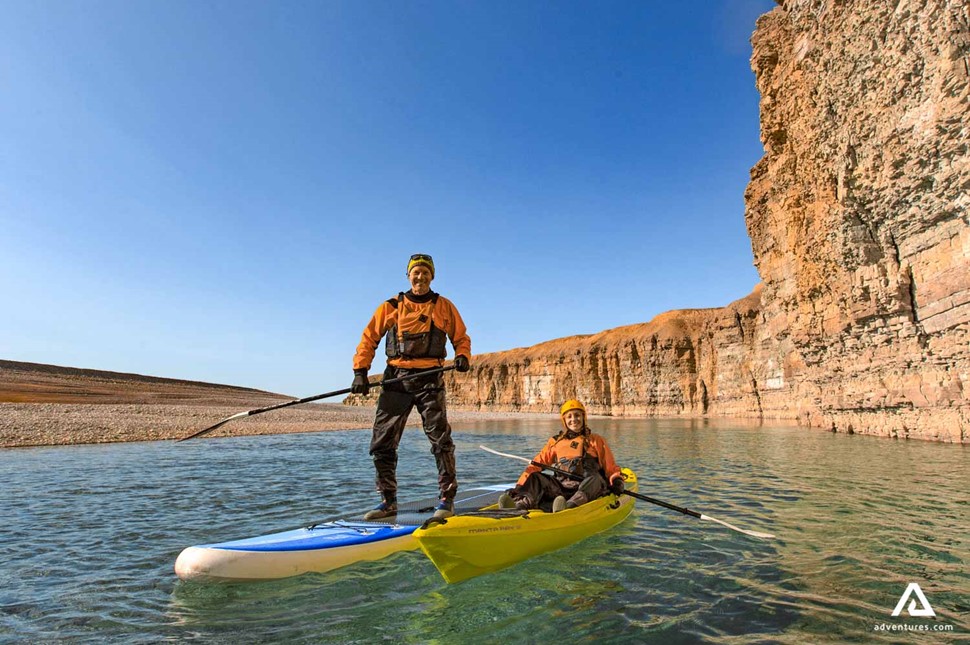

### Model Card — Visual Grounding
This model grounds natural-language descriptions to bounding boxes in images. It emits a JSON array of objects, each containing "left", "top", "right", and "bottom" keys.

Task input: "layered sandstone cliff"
[
  {"left": 445, "top": 288, "right": 766, "bottom": 419},
  {"left": 443, "top": 0, "right": 969, "bottom": 443},
  {"left": 744, "top": 0, "right": 969, "bottom": 442}
]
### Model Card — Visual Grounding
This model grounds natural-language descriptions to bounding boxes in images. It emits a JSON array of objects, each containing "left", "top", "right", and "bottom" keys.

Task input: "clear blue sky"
[{"left": 1, "top": 0, "right": 775, "bottom": 396}]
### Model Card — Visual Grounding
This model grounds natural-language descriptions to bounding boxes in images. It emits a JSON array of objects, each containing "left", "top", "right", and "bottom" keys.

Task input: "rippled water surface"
[{"left": 0, "top": 418, "right": 967, "bottom": 643}]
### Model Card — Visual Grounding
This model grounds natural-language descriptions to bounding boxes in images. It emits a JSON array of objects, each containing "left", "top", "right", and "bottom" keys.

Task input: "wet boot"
[
  {"left": 565, "top": 491, "right": 589, "bottom": 510},
  {"left": 433, "top": 498, "right": 454, "bottom": 519},
  {"left": 498, "top": 493, "right": 516, "bottom": 509},
  {"left": 364, "top": 498, "right": 398, "bottom": 520}
]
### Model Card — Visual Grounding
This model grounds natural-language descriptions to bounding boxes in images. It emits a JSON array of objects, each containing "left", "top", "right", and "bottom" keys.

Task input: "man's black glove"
[
  {"left": 454, "top": 355, "right": 470, "bottom": 372},
  {"left": 609, "top": 477, "right": 624, "bottom": 496},
  {"left": 351, "top": 369, "right": 370, "bottom": 396}
]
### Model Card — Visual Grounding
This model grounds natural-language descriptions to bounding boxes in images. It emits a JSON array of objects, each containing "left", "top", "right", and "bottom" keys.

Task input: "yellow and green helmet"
[{"left": 406, "top": 253, "right": 435, "bottom": 278}]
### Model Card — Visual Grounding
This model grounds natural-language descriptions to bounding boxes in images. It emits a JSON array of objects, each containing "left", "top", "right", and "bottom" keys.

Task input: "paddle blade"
[
  {"left": 700, "top": 514, "right": 775, "bottom": 539},
  {"left": 479, "top": 445, "right": 531, "bottom": 464}
]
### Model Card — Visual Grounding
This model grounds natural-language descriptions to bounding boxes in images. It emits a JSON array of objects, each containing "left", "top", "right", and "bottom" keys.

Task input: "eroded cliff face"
[
  {"left": 445, "top": 0, "right": 969, "bottom": 443},
  {"left": 444, "top": 287, "right": 774, "bottom": 418},
  {"left": 743, "top": 0, "right": 969, "bottom": 441}
]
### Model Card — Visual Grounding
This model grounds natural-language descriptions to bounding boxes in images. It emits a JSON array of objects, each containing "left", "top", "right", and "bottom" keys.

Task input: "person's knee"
[
  {"left": 370, "top": 447, "right": 396, "bottom": 462},
  {"left": 427, "top": 437, "right": 455, "bottom": 454},
  {"left": 420, "top": 411, "right": 449, "bottom": 432},
  {"left": 577, "top": 474, "right": 608, "bottom": 498},
  {"left": 423, "top": 421, "right": 453, "bottom": 448},
  {"left": 369, "top": 433, "right": 399, "bottom": 454},
  {"left": 565, "top": 491, "right": 589, "bottom": 508}
]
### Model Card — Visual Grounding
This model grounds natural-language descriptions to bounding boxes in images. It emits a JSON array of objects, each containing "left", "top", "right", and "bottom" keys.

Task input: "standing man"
[{"left": 352, "top": 254, "right": 471, "bottom": 520}]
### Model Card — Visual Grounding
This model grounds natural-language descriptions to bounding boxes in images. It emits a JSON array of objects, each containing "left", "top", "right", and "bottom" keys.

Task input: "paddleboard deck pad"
[{"left": 174, "top": 485, "right": 508, "bottom": 582}]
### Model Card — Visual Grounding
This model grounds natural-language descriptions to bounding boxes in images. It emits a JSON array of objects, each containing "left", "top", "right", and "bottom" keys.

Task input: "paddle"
[
  {"left": 480, "top": 445, "right": 775, "bottom": 540},
  {"left": 176, "top": 365, "right": 457, "bottom": 442}
]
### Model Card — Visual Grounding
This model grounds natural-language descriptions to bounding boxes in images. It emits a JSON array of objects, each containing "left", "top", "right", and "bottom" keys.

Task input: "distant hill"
[{"left": 0, "top": 359, "right": 291, "bottom": 406}]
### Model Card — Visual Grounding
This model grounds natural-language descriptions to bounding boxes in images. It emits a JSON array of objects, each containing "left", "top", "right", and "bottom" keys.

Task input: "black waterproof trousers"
[
  {"left": 514, "top": 471, "right": 609, "bottom": 511},
  {"left": 369, "top": 366, "right": 457, "bottom": 502}
]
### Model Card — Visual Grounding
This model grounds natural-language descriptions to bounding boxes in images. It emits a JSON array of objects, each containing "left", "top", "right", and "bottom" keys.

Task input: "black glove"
[
  {"left": 454, "top": 355, "right": 470, "bottom": 372},
  {"left": 609, "top": 477, "right": 624, "bottom": 496},
  {"left": 351, "top": 369, "right": 370, "bottom": 396}
]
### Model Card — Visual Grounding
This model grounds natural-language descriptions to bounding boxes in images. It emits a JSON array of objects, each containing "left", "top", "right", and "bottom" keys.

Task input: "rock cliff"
[
  {"left": 445, "top": 287, "right": 767, "bottom": 419},
  {"left": 443, "top": 0, "right": 969, "bottom": 443}
]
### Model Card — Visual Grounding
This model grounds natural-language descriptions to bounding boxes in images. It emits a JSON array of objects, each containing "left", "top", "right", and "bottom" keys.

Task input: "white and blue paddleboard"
[{"left": 174, "top": 485, "right": 509, "bottom": 582}]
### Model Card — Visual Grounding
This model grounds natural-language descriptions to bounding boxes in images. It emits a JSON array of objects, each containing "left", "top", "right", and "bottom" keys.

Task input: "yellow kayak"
[{"left": 414, "top": 468, "right": 637, "bottom": 583}]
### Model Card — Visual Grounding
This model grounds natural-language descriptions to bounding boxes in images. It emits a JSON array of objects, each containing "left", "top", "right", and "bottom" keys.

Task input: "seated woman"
[{"left": 499, "top": 399, "right": 624, "bottom": 513}]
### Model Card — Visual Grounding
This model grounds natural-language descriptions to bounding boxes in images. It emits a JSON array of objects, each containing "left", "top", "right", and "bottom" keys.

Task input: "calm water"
[{"left": 0, "top": 418, "right": 967, "bottom": 644}]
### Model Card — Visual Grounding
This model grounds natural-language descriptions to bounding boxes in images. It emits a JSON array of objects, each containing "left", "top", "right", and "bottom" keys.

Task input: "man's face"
[{"left": 408, "top": 265, "right": 433, "bottom": 295}]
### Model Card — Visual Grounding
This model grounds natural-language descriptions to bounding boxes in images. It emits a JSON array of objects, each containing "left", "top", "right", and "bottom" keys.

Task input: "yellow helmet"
[{"left": 559, "top": 399, "right": 586, "bottom": 430}]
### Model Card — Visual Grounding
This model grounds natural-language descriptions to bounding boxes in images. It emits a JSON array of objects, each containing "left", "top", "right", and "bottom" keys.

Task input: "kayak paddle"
[
  {"left": 480, "top": 445, "right": 775, "bottom": 540},
  {"left": 176, "top": 365, "right": 456, "bottom": 442}
]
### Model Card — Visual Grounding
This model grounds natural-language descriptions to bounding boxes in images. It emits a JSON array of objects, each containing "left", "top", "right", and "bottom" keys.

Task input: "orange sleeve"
[
  {"left": 590, "top": 434, "right": 622, "bottom": 483},
  {"left": 516, "top": 438, "right": 557, "bottom": 486},
  {"left": 352, "top": 302, "right": 395, "bottom": 371},
  {"left": 439, "top": 297, "right": 471, "bottom": 359}
]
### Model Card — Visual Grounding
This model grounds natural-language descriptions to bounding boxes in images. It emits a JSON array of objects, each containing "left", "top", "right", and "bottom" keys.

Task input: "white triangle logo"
[{"left": 891, "top": 583, "right": 936, "bottom": 617}]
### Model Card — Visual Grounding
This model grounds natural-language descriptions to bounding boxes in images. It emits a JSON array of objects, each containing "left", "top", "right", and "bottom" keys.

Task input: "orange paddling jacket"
[
  {"left": 353, "top": 290, "right": 471, "bottom": 371},
  {"left": 517, "top": 430, "right": 622, "bottom": 488}
]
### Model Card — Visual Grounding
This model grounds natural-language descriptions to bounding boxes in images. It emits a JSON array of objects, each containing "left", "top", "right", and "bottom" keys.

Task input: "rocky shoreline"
[
  {"left": 0, "top": 359, "right": 547, "bottom": 449},
  {"left": 0, "top": 401, "right": 547, "bottom": 449}
]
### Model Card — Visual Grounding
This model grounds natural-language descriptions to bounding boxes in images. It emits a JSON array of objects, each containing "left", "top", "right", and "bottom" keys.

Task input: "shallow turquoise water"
[{"left": 0, "top": 418, "right": 967, "bottom": 643}]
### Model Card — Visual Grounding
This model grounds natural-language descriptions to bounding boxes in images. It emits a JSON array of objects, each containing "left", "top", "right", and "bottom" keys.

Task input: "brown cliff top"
[
  {"left": 474, "top": 284, "right": 762, "bottom": 364},
  {"left": 0, "top": 359, "right": 290, "bottom": 405}
]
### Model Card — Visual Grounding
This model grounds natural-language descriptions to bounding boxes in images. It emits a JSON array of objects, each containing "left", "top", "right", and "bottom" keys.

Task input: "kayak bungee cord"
[
  {"left": 480, "top": 445, "right": 776, "bottom": 540},
  {"left": 175, "top": 364, "right": 456, "bottom": 442}
]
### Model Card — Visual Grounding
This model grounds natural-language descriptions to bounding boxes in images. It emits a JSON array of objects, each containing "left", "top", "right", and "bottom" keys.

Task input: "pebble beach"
[
  {"left": 0, "top": 401, "right": 550, "bottom": 449},
  {"left": 0, "top": 360, "right": 546, "bottom": 448}
]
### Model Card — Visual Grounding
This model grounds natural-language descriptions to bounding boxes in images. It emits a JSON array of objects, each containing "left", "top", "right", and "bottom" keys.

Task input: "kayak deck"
[
  {"left": 413, "top": 468, "right": 637, "bottom": 583},
  {"left": 175, "top": 485, "right": 508, "bottom": 582}
]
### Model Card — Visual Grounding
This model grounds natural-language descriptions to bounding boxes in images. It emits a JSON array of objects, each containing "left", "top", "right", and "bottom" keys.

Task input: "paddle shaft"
[
  {"left": 178, "top": 365, "right": 456, "bottom": 442},
  {"left": 528, "top": 456, "right": 702, "bottom": 519}
]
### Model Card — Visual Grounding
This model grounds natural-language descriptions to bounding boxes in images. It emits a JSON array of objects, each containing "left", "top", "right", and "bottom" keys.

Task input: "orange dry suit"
[
  {"left": 517, "top": 429, "right": 623, "bottom": 492},
  {"left": 513, "top": 428, "right": 623, "bottom": 510},
  {"left": 353, "top": 289, "right": 470, "bottom": 503},
  {"left": 509, "top": 427, "right": 623, "bottom": 512},
  {"left": 353, "top": 290, "right": 470, "bottom": 371}
]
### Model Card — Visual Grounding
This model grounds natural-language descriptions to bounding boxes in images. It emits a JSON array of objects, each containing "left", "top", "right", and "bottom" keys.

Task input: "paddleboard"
[{"left": 174, "top": 485, "right": 508, "bottom": 582}]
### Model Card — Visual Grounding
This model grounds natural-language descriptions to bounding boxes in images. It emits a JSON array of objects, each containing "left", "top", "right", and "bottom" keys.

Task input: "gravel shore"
[
  {"left": 0, "top": 401, "right": 547, "bottom": 448},
  {"left": 0, "top": 360, "right": 548, "bottom": 448}
]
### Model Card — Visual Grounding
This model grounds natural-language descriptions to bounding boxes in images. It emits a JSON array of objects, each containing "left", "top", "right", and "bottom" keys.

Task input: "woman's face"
[
  {"left": 563, "top": 409, "right": 584, "bottom": 432},
  {"left": 408, "top": 265, "right": 433, "bottom": 295}
]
